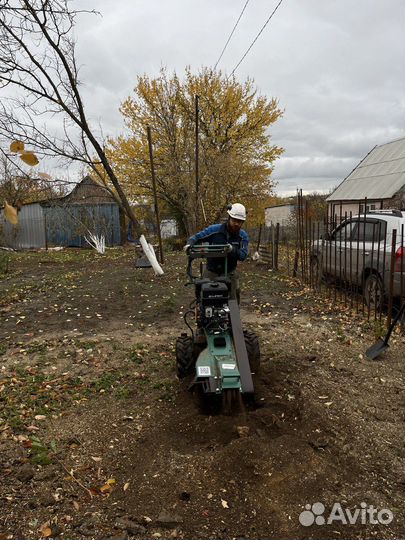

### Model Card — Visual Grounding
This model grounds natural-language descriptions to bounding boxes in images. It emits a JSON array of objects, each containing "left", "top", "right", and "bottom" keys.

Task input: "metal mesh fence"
[{"left": 248, "top": 196, "right": 405, "bottom": 333}]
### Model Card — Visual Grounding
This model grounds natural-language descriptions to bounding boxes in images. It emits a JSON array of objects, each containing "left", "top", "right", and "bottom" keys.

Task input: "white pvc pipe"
[{"left": 139, "top": 235, "right": 164, "bottom": 275}]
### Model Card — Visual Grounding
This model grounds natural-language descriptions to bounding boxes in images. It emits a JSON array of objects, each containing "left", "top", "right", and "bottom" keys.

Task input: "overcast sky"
[{"left": 66, "top": 0, "right": 405, "bottom": 195}]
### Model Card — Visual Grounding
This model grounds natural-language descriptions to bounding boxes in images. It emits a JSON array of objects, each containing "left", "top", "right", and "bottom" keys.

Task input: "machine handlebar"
[
  {"left": 186, "top": 244, "right": 231, "bottom": 281},
  {"left": 187, "top": 244, "right": 232, "bottom": 260}
]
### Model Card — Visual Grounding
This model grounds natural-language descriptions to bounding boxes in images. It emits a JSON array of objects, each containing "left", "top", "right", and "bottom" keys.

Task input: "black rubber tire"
[
  {"left": 364, "top": 273, "right": 384, "bottom": 310},
  {"left": 175, "top": 334, "right": 194, "bottom": 379},
  {"left": 243, "top": 330, "right": 261, "bottom": 374}
]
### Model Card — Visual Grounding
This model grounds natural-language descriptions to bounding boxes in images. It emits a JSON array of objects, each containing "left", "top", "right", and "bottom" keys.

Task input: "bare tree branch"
[{"left": 0, "top": 0, "right": 142, "bottom": 233}]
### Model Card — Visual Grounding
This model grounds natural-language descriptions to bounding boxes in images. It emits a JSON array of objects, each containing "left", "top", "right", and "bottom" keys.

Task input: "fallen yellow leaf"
[
  {"left": 4, "top": 201, "right": 18, "bottom": 225},
  {"left": 20, "top": 151, "right": 39, "bottom": 166},
  {"left": 9, "top": 140, "right": 24, "bottom": 153},
  {"left": 100, "top": 484, "right": 112, "bottom": 494},
  {"left": 38, "top": 172, "right": 52, "bottom": 180},
  {"left": 39, "top": 523, "right": 52, "bottom": 537}
]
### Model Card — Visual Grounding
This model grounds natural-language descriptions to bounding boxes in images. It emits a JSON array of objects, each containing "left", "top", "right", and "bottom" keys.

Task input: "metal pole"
[
  {"left": 293, "top": 189, "right": 300, "bottom": 277},
  {"left": 195, "top": 94, "right": 200, "bottom": 231},
  {"left": 146, "top": 126, "right": 164, "bottom": 264},
  {"left": 275, "top": 223, "right": 280, "bottom": 270},
  {"left": 387, "top": 229, "right": 397, "bottom": 329},
  {"left": 256, "top": 224, "right": 262, "bottom": 252},
  {"left": 44, "top": 210, "right": 48, "bottom": 251}
]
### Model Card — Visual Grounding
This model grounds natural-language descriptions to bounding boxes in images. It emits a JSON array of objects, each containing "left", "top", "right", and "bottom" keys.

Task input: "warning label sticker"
[{"left": 197, "top": 366, "right": 211, "bottom": 376}]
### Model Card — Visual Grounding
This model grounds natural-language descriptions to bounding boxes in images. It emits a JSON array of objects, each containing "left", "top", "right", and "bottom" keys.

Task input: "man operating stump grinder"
[
  {"left": 184, "top": 203, "right": 249, "bottom": 303},
  {"left": 178, "top": 203, "right": 260, "bottom": 402}
]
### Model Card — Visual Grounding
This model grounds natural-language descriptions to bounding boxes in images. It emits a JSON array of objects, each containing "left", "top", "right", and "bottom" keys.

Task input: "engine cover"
[{"left": 200, "top": 281, "right": 229, "bottom": 307}]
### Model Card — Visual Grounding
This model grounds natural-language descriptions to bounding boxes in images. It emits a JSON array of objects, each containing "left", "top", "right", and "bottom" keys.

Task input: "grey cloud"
[{"left": 5, "top": 0, "right": 403, "bottom": 190}]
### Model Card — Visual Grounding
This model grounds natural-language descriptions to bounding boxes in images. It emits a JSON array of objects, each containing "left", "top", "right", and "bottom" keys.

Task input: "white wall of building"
[
  {"left": 328, "top": 200, "right": 383, "bottom": 222},
  {"left": 265, "top": 205, "right": 294, "bottom": 226}
]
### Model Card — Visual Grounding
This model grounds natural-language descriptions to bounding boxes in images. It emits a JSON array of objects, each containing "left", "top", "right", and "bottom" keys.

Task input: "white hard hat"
[{"left": 227, "top": 203, "right": 246, "bottom": 221}]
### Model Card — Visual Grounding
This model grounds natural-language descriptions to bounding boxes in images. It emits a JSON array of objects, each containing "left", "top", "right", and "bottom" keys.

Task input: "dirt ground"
[{"left": 0, "top": 247, "right": 404, "bottom": 540}]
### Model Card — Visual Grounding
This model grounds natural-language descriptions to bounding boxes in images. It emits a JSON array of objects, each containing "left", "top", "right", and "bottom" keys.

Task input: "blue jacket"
[{"left": 188, "top": 222, "right": 249, "bottom": 274}]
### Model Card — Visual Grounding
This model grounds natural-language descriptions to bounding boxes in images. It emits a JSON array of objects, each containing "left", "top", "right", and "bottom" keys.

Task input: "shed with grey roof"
[{"left": 0, "top": 176, "right": 121, "bottom": 249}]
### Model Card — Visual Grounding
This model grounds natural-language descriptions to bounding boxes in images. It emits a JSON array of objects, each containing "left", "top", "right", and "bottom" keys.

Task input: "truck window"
[
  {"left": 352, "top": 220, "right": 387, "bottom": 242},
  {"left": 331, "top": 221, "right": 356, "bottom": 242}
]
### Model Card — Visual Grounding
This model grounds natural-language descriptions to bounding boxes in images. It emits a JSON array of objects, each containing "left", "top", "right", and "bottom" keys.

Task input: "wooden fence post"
[{"left": 274, "top": 223, "right": 280, "bottom": 270}]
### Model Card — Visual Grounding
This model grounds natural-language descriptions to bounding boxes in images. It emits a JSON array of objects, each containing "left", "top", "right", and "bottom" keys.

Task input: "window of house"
[{"left": 359, "top": 203, "right": 377, "bottom": 213}]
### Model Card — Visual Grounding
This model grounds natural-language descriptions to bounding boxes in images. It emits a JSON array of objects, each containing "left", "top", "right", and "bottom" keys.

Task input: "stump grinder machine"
[{"left": 175, "top": 244, "right": 260, "bottom": 406}]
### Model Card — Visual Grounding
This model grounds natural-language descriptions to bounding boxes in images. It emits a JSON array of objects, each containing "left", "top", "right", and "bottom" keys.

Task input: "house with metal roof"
[{"left": 327, "top": 137, "right": 405, "bottom": 219}]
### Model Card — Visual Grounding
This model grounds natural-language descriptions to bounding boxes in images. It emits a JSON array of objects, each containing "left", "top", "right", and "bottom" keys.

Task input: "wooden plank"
[{"left": 258, "top": 245, "right": 272, "bottom": 266}]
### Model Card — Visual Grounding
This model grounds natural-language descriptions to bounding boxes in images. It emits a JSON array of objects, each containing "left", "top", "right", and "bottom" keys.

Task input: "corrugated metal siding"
[
  {"left": 0, "top": 204, "right": 46, "bottom": 249},
  {"left": 327, "top": 137, "right": 405, "bottom": 201},
  {"left": 45, "top": 203, "right": 121, "bottom": 247}
]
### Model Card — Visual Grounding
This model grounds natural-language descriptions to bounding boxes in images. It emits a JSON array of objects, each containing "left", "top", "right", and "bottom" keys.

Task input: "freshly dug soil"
[{"left": 0, "top": 248, "right": 403, "bottom": 539}]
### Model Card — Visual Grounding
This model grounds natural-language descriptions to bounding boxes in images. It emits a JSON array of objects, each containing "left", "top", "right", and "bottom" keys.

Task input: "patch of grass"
[
  {"left": 111, "top": 341, "right": 126, "bottom": 352},
  {"left": 77, "top": 340, "right": 98, "bottom": 350},
  {"left": 29, "top": 436, "right": 57, "bottom": 466},
  {"left": 25, "top": 342, "right": 48, "bottom": 354},
  {"left": 92, "top": 372, "right": 120, "bottom": 392},
  {"left": 153, "top": 379, "right": 175, "bottom": 401},
  {"left": 0, "top": 370, "right": 89, "bottom": 433},
  {"left": 0, "top": 251, "right": 9, "bottom": 274},
  {"left": 7, "top": 414, "right": 24, "bottom": 431},
  {"left": 128, "top": 343, "right": 150, "bottom": 364},
  {"left": 132, "top": 343, "right": 148, "bottom": 350},
  {"left": 161, "top": 296, "right": 177, "bottom": 313},
  {"left": 116, "top": 386, "right": 131, "bottom": 399},
  {"left": 129, "top": 352, "right": 146, "bottom": 365},
  {"left": 372, "top": 320, "right": 386, "bottom": 340},
  {"left": 336, "top": 327, "right": 346, "bottom": 341},
  {"left": 14, "top": 366, "right": 26, "bottom": 378}
]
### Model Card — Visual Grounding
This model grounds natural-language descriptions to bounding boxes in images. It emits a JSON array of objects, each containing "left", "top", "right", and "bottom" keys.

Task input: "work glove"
[
  {"left": 183, "top": 244, "right": 191, "bottom": 253},
  {"left": 225, "top": 243, "right": 233, "bottom": 253}
]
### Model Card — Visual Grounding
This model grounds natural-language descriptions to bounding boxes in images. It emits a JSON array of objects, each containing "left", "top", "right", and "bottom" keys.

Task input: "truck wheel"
[
  {"left": 364, "top": 273, "right": 384, "bottom": 310},
  {"left": 175, "top": 334, "right": 194, "bottom": 379},
  {"left": 243, "top": 330, "right": 261, "bottom": 374}
]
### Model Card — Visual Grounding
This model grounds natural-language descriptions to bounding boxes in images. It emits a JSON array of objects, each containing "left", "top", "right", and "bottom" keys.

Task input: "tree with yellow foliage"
[{"left": 107, "top": 68, "right": 283, "bottom": 235}]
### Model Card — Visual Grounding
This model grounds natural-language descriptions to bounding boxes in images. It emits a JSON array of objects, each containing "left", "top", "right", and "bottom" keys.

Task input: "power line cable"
[
  {"left": 213, "top": 0, "right": 251, "bottom": 70},
  {"left": 228, "top": 0, "right": 284, "bottom": 78}
]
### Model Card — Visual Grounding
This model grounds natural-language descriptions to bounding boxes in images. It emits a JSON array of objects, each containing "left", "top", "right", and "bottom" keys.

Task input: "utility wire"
[
  {"left": 213, "top": 0, "right": 251, "bottom": 71},
  {"left": 228, "top": 0, "right": 284, "bottom": 78}
]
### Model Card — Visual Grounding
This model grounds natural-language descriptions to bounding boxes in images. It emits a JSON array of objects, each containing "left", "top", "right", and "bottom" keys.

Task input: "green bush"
[
  {"left": 163, "top": 237, "right": 184, "bottom": 252},
  {"left": 0, "top": 251, "right": 9, "bottom": 275}
]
